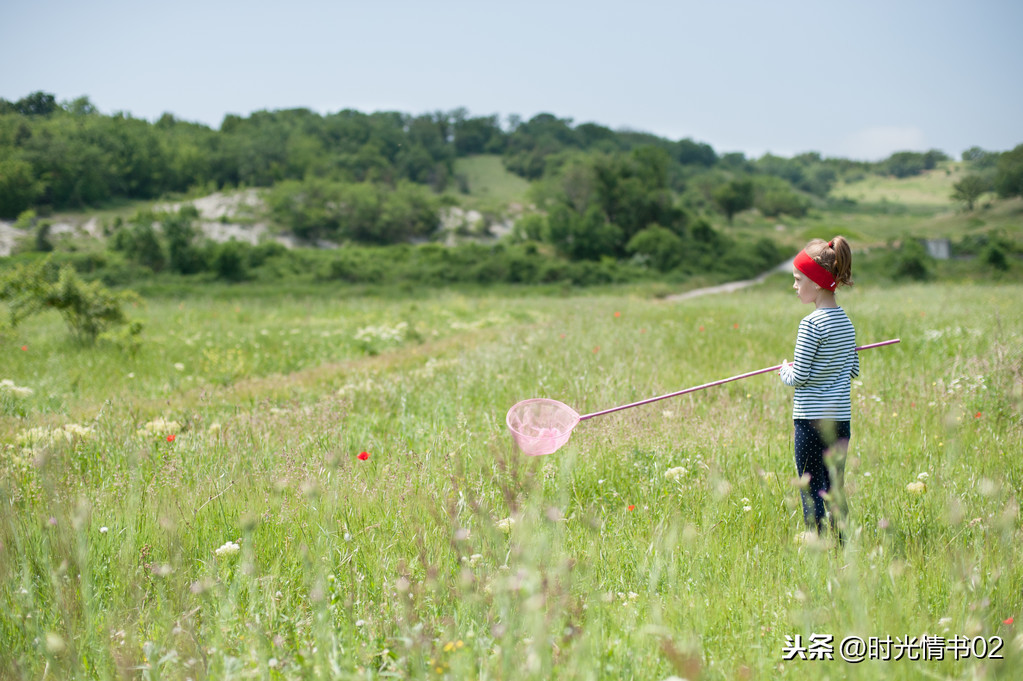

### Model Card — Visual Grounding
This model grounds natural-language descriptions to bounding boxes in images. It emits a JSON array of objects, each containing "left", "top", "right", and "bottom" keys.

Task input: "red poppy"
[
  {"left": 698, "top": 326, "right": 705, "bottom": 332},
  {"left": 166, "top": 434, "right": 176, "bottom": 443},
  {"left": 733, "top": 323, "right": 740, "bottom": 329},
  {"left": 639, "top": 328, "right": 646, "bottom": 334},
  {"left": 627, "top": 505, "right": 635, "bottom": 511},
  {"left": 593, "top": 346, "right": 600, "bottom": 353},
  {"left": 614, "top": 311, "right": 621, "bottom": 318},
  {"left": 1003, "top": 617, "right": 1013, "bottom": 625},
  {"left": 975, "top": 412, "right": 982, "bottom": 418},
  {"left": 21, "top": 345, "right": 28, "bottom": 351},
  {"left": 358, "top": 451, "right": 370, "bottom": 461}
]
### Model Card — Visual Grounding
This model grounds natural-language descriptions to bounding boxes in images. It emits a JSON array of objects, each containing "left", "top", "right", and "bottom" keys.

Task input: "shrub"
[
  {"left": 890, "top": 239, "right": 933, "bottom": 281},
  {"left": 0, "top": 260, "right": 142, "bottom": 343}
]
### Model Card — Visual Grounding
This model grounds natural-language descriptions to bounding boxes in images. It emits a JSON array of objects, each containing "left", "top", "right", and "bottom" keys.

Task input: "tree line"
[{"left": 4, "top": 90, "right": 1020, "bottom": 220}]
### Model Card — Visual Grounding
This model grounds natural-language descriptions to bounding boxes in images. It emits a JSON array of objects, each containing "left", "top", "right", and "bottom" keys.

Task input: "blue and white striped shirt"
[{"left": 779, "top": 307, "right": 859, "bottom": 421}]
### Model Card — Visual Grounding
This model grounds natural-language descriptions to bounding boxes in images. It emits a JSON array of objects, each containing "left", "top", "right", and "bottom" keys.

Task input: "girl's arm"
[{"left": 779, "top": 318, "right": 819, "bottom": 387}]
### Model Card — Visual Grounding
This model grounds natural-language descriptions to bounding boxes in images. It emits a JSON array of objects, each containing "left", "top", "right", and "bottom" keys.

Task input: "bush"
[
  {"left": 0, "top": 259, "right": 142, "bottom": 343},
  {"left": 890, "top": 239, "right": 933, "bottom": 281},
  {"left": 210, "top": 240, "right": 250, "bottom": 282}
]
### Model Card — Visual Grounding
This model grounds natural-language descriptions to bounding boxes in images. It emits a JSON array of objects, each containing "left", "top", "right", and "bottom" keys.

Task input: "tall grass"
[{"left": 1, "top": 280, "right": 1021, "bottom": 679}]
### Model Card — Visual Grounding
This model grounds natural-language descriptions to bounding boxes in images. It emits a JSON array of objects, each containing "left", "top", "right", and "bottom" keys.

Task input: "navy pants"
[{"left": 794, "top": 419, "right": 850, "bottom": 534}]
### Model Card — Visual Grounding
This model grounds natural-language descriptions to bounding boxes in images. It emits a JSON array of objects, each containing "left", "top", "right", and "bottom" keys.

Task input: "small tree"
[
  {"left": 951, "top": 174, "right": 989, "bottom": 211},
  {"left": 713, "top": 179, "right": 754, "bottom": 224}
]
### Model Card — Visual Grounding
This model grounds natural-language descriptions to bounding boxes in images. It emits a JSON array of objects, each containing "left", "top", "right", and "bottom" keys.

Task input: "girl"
[{"left": 779, "top": 237, "right": 857, "bottom": 540}]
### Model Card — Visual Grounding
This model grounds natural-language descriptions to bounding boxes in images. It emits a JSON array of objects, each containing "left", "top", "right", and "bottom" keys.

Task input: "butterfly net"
[{"left": 505, "top": 398, "right": 581, "bottom": 456}]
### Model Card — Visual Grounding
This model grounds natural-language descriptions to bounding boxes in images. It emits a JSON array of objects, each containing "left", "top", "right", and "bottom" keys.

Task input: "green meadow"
[{"left": 2, "top": 276, "right": 1021, "bottom": 680}]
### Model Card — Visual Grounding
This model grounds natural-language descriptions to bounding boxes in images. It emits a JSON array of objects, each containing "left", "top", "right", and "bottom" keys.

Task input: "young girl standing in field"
[{"left": 779, "top": 237, "right": 857, "bottom": 540}]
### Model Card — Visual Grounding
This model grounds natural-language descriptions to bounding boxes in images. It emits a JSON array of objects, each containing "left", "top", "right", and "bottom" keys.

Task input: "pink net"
[{"left": 506, "top": 398, "right": 581, "bottom": 456}]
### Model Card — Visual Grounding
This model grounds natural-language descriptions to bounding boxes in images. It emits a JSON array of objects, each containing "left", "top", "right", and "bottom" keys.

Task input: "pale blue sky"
[{"left": 2, "top": 0, "right": 1020, "bottom": 160}]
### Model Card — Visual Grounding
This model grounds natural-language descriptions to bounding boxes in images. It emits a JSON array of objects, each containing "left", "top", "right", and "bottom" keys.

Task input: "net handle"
[{"left": 579, "top": 338, "right": 900, "bottom": 421}]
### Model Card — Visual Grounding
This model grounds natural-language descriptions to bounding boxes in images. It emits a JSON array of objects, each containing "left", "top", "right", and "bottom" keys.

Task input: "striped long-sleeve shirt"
[{"left": 779, "top": 307, "right": 859, "bottom": 420}]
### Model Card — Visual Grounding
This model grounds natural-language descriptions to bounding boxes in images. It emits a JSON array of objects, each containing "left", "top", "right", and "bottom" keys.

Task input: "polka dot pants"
[{"left": 794, "top": 419, "right": 850, "bottom": 535}]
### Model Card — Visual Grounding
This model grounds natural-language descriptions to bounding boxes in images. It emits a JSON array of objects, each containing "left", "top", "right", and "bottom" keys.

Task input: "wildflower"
[
  {"left": 975, "top": 411, "right": 982, "bottom": 418},
  {"left": 468, "top": 554, "right": 483, "bottom": 567},
  {"left": 698, "top": 326, "right": 705, "bottom": 332},
  {"left": 906, "top": 481, "right": 926, "bottom": 495},
  {"left": 215, "top": 540, "right": 241, "bottom": 558},
  {"left": 45, "top": 633, "right": 66, "bottom": 654},
  {"left": 627, "top": 505, "right": 635, "bottom": 511},
  {"left": 21, "top": 345, "right": 28, "bottom": 351},
  {"left": 614, "top": 311, "right": 621, "bottom": 318},
  {"left": 1004, "top": 617, "right": 1014, "bottom": 625},
  {"left": 166, "top": 434, "right": 176, "bottom": 443},
  {"left": 593, "top": 346, "right": 600, "bottom": 353},
  {"left": 174, "top": 363, "right": 185, "bottom": 371},
  {"left": 100, "top": 526, "right": 109, "bottom": 534},
  {"left": 917, "top": 472, "right": 929, "bottom": 481},
  {"left": 138, "top": 418, "right": 181, "bottom": 438},
  {"left": 495, "top": 517, "right": 515, "bottom": 534},
  {"left": 664, "top": 466, "right": 687, "bottom": 480},
  {"left": 357, "top": 451, "right": 370, "bottom": 461},
  {"left": 733, "top": 323, "right": 739, "bottom": 329},
  {"left": 0, "top": 380, "right": 33, "bottom": 397}
]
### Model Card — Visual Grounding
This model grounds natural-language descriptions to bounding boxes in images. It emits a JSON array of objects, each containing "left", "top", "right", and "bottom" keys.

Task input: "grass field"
[
  {"left": 830, "top": 163, "right": 968, "bottom": 209},
  {"left": 2, "top": 277, "right": 1021, "bottom": 680},
  {"left": 453, "top": 155, "right": 533, "bottom": 206}
]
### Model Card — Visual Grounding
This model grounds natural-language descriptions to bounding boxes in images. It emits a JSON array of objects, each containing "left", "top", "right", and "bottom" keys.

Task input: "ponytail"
[{"left": 804, "top": 236, "right": 854, "bottom": 288}]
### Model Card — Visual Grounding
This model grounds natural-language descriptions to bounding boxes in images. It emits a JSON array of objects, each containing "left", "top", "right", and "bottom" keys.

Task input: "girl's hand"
[{"left": 779, "top": 359, "right": 789, "bottom": 374}]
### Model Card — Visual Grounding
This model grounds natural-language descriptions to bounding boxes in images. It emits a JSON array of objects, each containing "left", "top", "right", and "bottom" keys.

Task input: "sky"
[{"left": 2, "top": 0, "right": 1021, "bottom": 161}]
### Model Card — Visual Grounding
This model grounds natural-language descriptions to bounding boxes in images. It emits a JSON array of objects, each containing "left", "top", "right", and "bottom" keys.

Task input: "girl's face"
[{"left": 792, "top": 267, "right": 819, "bottom": 305}]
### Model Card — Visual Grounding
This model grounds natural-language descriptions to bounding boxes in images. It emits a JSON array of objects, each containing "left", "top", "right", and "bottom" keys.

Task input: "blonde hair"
[{"left": 804, "top": 236, "right": 853, "bottom": 287}]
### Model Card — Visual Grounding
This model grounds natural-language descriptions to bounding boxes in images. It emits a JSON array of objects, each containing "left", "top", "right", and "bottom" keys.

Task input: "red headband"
[{"left": 794, "top": 249, "right": 837, "bottom": 291}]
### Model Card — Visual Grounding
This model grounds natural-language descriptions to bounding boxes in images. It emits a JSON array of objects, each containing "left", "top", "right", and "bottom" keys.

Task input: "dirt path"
[{"left": 665, "top": 257, "right": 794, "bottom": 301}]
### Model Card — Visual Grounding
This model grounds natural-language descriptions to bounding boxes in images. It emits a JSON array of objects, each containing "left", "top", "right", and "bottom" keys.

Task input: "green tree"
[
  {"left": 994, "top": 144, "right": 1023, "bottom": 199},
  {"left": 950, "top": 174, "right": 989, "bottom": 211},
  {"left": 14, "top": 91, "right": 58, "bottom": 116},
  {"left": 713, "top": 179, "right": 754, "bottom": 223},
  {"left": 626, "top": 224, "right": 685, "bottom": 271},
  {"left": 163, "top": 207, "right": 205, "bottom": 274},
  {"left": 0, "top": 158, "right": 41, "bottom": 218}
]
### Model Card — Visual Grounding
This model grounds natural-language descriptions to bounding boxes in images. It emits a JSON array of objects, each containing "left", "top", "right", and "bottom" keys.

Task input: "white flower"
[
  {"left": 495, "top": 517, "right": 516, "bottom": 534},
  {"left": 215, "top": 541, "right": 241, "bottom": 557},
  {"left": 469, "top": 554, "right": 483, "bottom": 567},
  {"left": 906, "top": 481, "right": 927, "bottom": 495},
  {"left": 0, "top": 379, "right": 33, "bottom": 398},
  {"left": 99, "top": 526, "right": 109, "bottom": 534},
  {"left": 138, "top": 418, "right": 181, "bottom": 438},
  {"left": 174, "top": 363, "right": 185, "bottom": 371},
  {"left": 664, "top": 466, "right": 687, "bottom": 480},
  {"left": 917, "top": 472, "right": 929, "bottom": 480}
]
